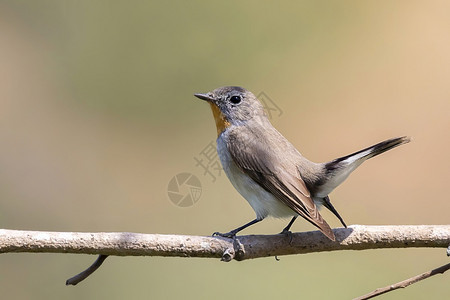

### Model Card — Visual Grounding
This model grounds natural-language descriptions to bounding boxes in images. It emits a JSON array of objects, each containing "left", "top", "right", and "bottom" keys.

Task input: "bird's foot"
[
  {"left": 279, "top": 229, "right": 294, "bottom": 245},
  {"left": 212, "top": 231, "right": 236, "bottom": 239}
]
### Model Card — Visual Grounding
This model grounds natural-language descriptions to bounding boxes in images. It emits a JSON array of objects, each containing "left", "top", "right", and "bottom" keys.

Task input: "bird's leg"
[
  {"left": 280, "top": 216, "right": 297, "bottom": 234},
  {"left": 322, "top": 196, "right": 347, "bottom": 228},
  {"left": 279, "top": 216, "right": 298, "bottom": 244},
  {"left": 213, "top": 218, "right": 262, "bottom": 238}
]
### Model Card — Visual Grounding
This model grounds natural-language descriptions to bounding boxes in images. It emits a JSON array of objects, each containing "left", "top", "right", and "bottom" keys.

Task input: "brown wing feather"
[{"left": 226, "top": 128, "right": 335, "bottom": 241}]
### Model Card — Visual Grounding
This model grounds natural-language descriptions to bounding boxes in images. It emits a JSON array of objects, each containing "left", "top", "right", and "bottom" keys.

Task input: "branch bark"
[{"left": 1, "top": 225, "right": 449, "bottom": 260}]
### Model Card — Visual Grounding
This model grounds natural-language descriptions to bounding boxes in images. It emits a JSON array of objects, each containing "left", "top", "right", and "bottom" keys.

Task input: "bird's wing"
[{"left": 226, "top": 129, "right": 335, "bottom": 241}]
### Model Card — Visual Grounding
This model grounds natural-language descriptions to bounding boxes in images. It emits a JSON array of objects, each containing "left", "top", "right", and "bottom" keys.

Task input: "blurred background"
[{"left": 0, "top": 1, "right": 449, "bottom": 299}]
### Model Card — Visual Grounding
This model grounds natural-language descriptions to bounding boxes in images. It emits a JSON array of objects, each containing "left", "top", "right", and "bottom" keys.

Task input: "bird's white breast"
[{"left": 216, "top": 132, "right": 295, "bottom": 219}]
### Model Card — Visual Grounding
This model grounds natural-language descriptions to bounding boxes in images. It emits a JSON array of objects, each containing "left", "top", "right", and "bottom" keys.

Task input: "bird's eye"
[{"left": 230, "top": 95, "right": 241, "bottom": 104}]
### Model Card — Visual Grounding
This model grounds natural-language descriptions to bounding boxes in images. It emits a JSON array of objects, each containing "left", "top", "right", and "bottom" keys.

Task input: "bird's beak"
[{"left": 194, "top": 93, "right": 215, "bottom": 102}]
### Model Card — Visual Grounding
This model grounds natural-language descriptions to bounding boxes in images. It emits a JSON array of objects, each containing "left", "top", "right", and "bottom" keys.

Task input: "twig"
[
  {"left": 354, "top": 262, "right": 450, "bottom": 300},
  {"left": 66, "top": 254, "right": 108, "bottom": 285}
]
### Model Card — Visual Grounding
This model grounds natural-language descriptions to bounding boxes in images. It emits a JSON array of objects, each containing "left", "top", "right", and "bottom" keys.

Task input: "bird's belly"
[{"left": 217, "top": 136, "right": 295, "bottom": 219}]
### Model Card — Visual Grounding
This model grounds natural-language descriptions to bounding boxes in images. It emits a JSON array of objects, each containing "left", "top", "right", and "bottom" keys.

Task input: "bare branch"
[
  {"left": 354, "top": 262, "right": 450, "bottom": 300},
  {"left": 1, "top": 225, "right": 449, "bottom": 260},
  {"left": 66, "top": 254, "right": 108, "bottom": 286}
]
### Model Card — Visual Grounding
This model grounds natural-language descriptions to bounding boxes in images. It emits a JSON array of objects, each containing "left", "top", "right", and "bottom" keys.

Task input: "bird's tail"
[
  {"left": 327, "top": 136, "right": 411, "bottom": 168},
  {"left": 318, "top": 136, "right": 411, "bottom": 197}
]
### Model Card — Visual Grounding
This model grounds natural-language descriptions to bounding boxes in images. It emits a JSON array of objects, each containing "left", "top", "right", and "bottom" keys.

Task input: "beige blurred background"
[{"left": 0, "top": 1, "right": 449, "bottom": 299}]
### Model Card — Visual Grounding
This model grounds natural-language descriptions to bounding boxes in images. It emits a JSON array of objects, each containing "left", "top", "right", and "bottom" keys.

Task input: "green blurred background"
[{"left": 0, "top": 1, "right": 449, "bottom": 299}]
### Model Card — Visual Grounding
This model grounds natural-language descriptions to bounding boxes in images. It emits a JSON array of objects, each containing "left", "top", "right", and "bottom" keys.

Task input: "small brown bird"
[{"left": 195, "top": 86, "right": 410, "bottom": 241}]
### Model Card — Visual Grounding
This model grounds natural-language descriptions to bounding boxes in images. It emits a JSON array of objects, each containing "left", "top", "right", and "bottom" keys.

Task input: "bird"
[{"left": 195, "top": 86, "right": 410, "bottom": 241}]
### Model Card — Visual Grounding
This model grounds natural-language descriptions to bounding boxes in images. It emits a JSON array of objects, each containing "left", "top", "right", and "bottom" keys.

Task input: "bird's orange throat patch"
[{"left": 209, "top": 102, "right": 231, "bottom": 136}]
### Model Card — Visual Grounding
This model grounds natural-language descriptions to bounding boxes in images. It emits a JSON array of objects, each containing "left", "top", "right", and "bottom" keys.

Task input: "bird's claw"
[
  {"left": 212, "top": 231, "right": 236, "bottom": 239},
  {"left": 279, "top": 229, "right": 294, "bottom": 245}
]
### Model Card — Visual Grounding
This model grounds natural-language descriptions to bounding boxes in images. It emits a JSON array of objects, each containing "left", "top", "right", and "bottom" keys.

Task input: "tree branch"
[
  {"left": 354, "top": 262, "right": 450, "bottom": 300},
  {"left": 1, "top": 225, "right": 449, "bottom": 260},
  {"left": 1, "top": 225, "right": 449, "bottom": 288},
  {"left": 65, "top": 254, "right": 108, "bottom": 285}
]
